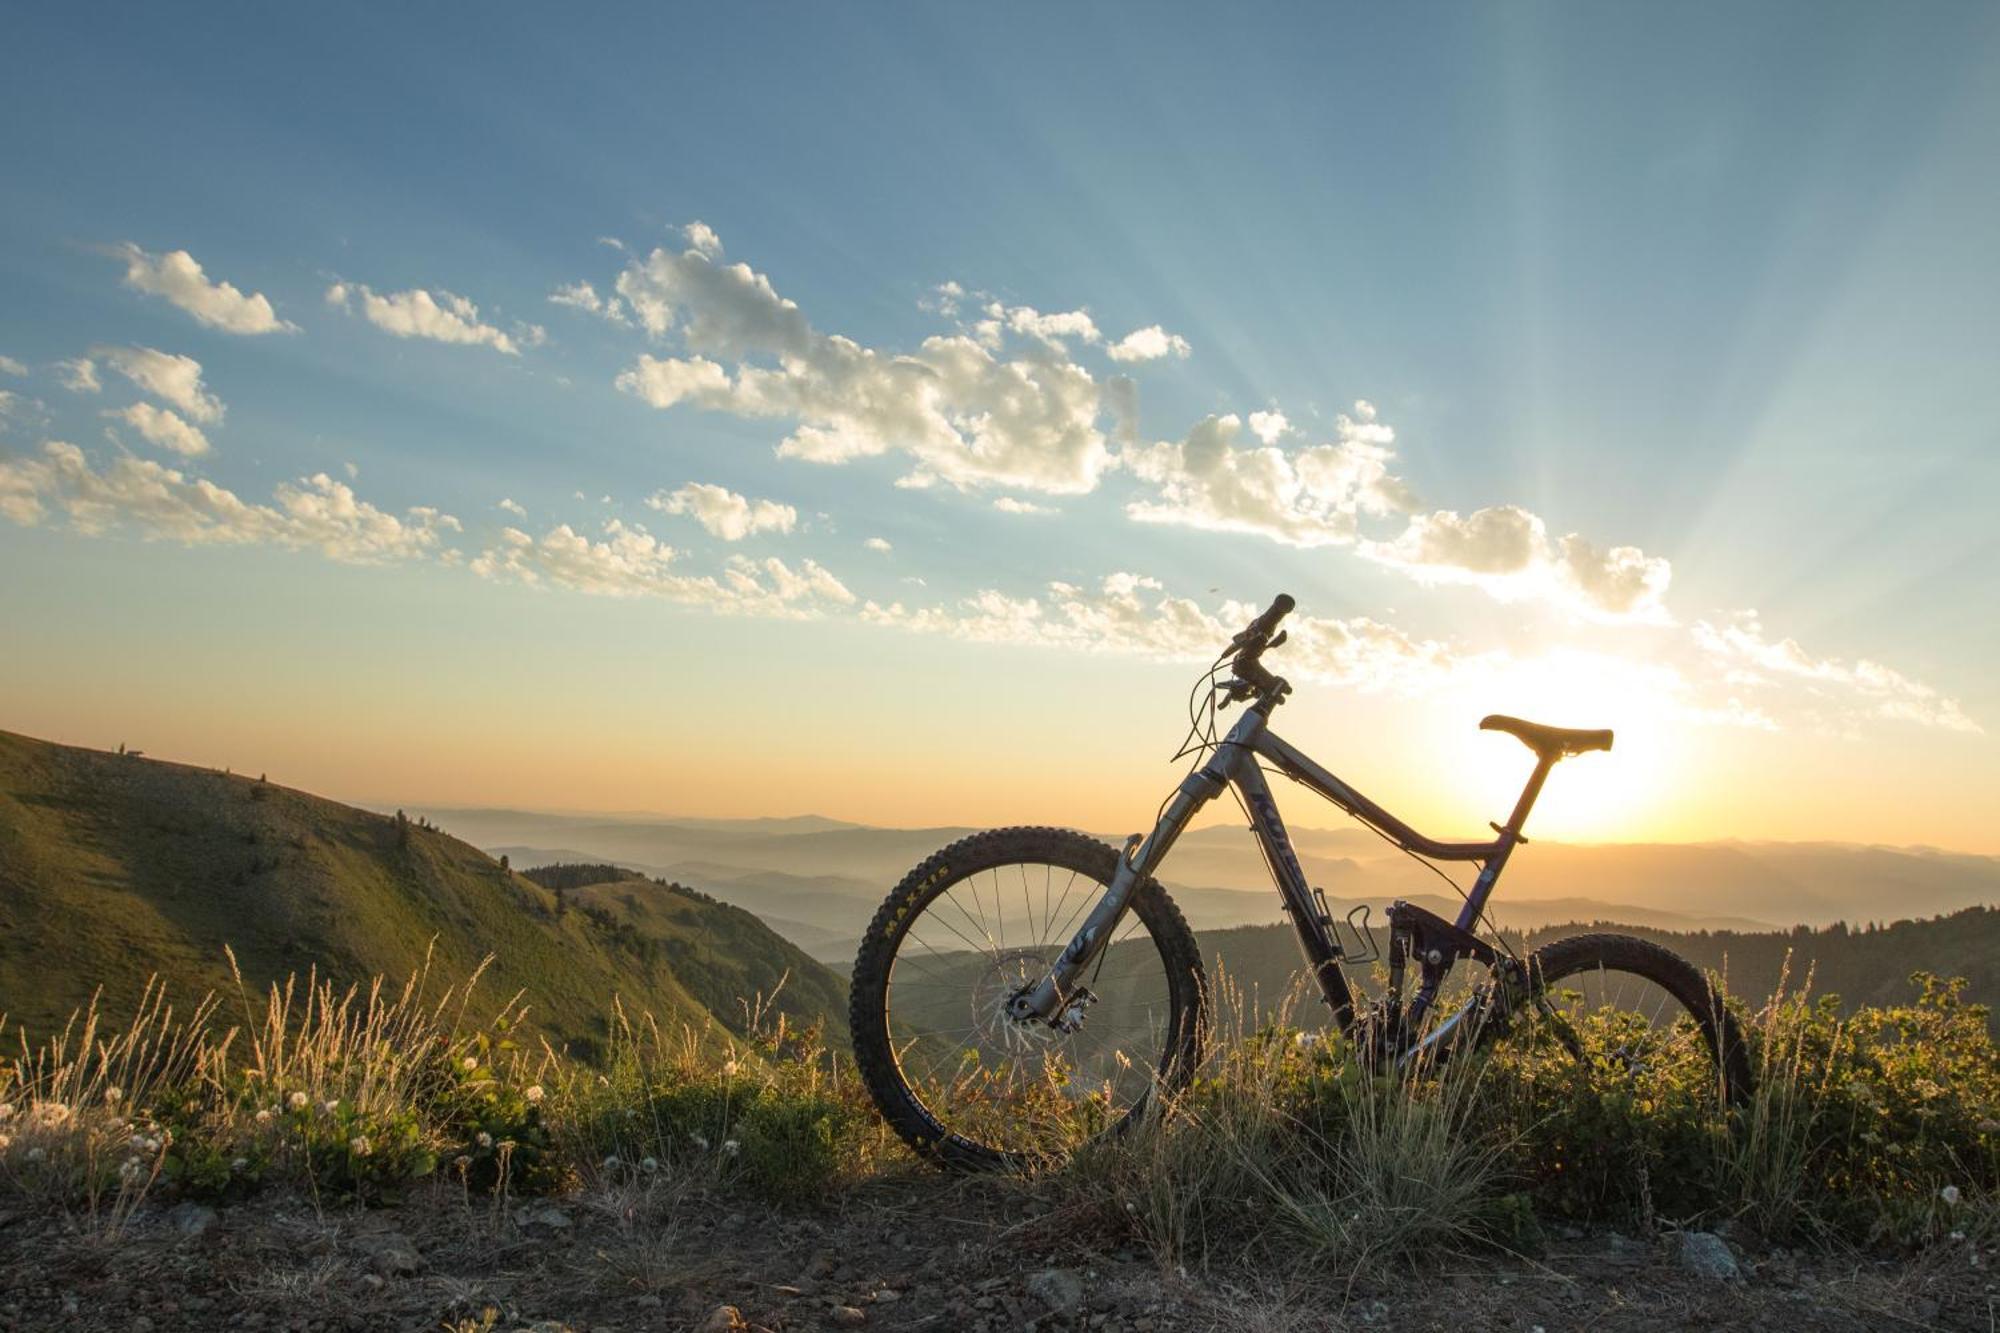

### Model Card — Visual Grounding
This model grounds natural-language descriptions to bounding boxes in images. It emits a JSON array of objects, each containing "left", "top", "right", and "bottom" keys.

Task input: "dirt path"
[{"left": 0, "top": 1181, "right": 1992, "bottom": 1332}]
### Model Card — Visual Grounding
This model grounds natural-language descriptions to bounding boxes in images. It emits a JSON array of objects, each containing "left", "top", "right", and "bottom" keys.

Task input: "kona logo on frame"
[{"left": 1248, "top": 791, "right": 1306, "bottom": 886}]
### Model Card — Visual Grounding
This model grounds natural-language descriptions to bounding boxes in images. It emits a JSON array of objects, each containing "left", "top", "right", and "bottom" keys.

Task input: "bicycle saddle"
[{"left": 1480, "top": 714, "right": 1614, "bottom": 759}]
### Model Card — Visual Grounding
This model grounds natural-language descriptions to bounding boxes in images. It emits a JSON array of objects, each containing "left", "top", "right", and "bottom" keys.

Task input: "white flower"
[
  {"left": 720, "top": 1139, "right": 740, "bottom": 1158},
  {"left": 462, "top": 1057, "right": 479, "bottom": 1072},
  {"left": 255, "top": 1109, "right": 273, "bottom": 1125},
  {"left": 322, "top": 1099, "right": 341, "bottom": 1116},
  {"left": 287, "top": 1091, "right": 308, "bottom": 1110},
  {"left": 476, "top": 1132, "right": 493, "bottom": 1149},
  {"left": 523, "top": 1085, "right": 544, "bottom": 1105},
  {"left": 119, "top": 1158, "right": 142, "bottom": 1182},
  {"left": 640, "top": 1156, "right": 659, "bottom": 1174},
  {"left": 601, "top": 1155, "right": 621, "bottom": 1172},
  {"left": 130, "top": 1135, "right": 149, "bottom": 1152},
  {"left": 690, "top": 1133, "right": 709, "bottom": 1151},
  {"left": 720, "top": 1059, "right": 739, "bottom": 1078},
  {"left": 231, "top": 1157, "right": 248, "bottom": 1173},
  {"left": 104, "top": 1086, "right": 123, "bottom": 1105},
  {"left": 1941, "top": 1185, "right": 1963, "bottom": 1206},
  {"left": 348, "top": 1136, "right": 372, "bottom": 1157},
  {"left": 33, "top": 1103, "right": 70, "bottom": 1128},
  {"left": 25, "top": 1146, "right": 45, "bottom": 1163}
]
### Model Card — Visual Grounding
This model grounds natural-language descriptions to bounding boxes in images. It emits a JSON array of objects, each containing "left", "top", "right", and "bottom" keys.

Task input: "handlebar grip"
[{"left": 1249, "top": 593, "right": 1295, "bottom": 638}]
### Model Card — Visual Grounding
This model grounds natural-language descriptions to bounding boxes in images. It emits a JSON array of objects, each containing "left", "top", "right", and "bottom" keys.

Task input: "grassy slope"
[{"left": 0, "top": 729, "right": 846, "bottom": 1051}]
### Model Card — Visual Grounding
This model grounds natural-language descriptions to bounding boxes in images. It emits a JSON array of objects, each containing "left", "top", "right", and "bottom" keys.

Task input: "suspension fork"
[{"left": 1005, "top": 757, "right": 1228, "bottom": 1023}]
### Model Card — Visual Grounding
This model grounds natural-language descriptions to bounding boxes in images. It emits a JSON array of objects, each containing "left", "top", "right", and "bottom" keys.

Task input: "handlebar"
[{"left": 1224, "top": 593, "right": 1295, "bottom": 705}]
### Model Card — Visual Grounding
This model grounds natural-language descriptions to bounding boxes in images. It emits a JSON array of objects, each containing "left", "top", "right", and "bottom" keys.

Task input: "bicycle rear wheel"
[
  {"left": 1510, "top": 932, "right": 1751, "bottom": 1105},
  {"left": 849, "top": 827, "right": 1207, "bottom": 1171}
]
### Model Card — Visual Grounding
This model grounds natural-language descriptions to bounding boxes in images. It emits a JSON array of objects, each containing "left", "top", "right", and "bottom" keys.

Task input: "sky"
[{"left": 2, "top": 4, "right": 1996, "bottom": 850}]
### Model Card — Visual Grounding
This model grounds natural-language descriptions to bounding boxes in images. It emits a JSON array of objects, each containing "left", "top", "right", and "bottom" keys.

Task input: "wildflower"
[
  {"left": 254, "top": 1109, "right": 273, "bottom": 1125},
  {"left": 454, "top": 1155, "right": 471, "bottom": 1170},
  {"left": 462, "top": 1057, "right": 479, "bottom": 1073},
  {"left": 720, "top": 1059, "right": 739, "bottom": 1078},
  {"left": 25, "top": 1147, "right": 46, "bottom": 1163},
  {"left": 0, "top": 1134, "right": 11, "bottom": 1152},
  {"left": 477, "top": 1132, "right": 494, "bottom": 1149},
  {"left": 131, "top": 1135, "right": 149, "bottom": 1152},
  {"left": 231, "top": 1157, "right": 248, "bottom": 1173},
  {"left": 690, "top": 1133, "right": 709, "bottom": 1151},
  {"left": 1942, "top": 1185, "right": 1963, "bottom": 1206},
  {"left": 119, "top": 1158, "right": 142, "bottom": 1182},
  {"left": 0, "top": 1103, "right": 12, "bottom": 1121},
  {"left": 104, "top": 1086, "right": 123, "bottom": 1105},
  {"left": 601, "top": 1155, "right": 621, "bottom": 1172},
  {"left": 287, "top": 1091, "right": 308, "bottom": 1111},
  {"left": 321, "top": 1099, "right": 340, "bottom": 1116},
  {"left": 34, "top": 1103, "right": 70, "bottom": 1128},
  {"left": 523, "top": 1085, "right": 544, "bottom": 1105},
  {"left": 640, "top": 1156, "right": 659, "bottom": 1174},
  {"left": 349, "top": 1136, "right": 372, "bottom": 1157},
  {"left": 720, "top": 1140, "right": 740, "bottom": 1158}
]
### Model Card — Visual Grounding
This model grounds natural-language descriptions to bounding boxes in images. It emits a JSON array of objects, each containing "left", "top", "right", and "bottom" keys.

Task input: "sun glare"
[{"left": 1431, "top": 649, "right": 1694, "bottom": 843}]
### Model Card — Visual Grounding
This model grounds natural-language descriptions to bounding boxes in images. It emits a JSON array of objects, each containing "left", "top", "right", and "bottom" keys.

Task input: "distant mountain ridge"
[{"left": 0, "top": 730, "right": 847, "bottom": 1049}]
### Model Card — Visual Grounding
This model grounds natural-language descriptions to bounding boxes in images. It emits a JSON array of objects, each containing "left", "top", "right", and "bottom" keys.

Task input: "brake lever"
[{"left": 1268, "top": 630, "right": 1288, "bottom": 649}]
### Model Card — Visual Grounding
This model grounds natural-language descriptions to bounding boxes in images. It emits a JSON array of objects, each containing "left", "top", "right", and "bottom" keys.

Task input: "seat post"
[{"left": 1501, "top": 754, "right": 1558, "bottom": 838}]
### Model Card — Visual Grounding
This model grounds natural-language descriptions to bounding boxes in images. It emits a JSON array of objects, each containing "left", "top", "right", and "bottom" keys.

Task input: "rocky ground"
[{"left": 1, "top": 1179, "right": 1994, "bottom": 1333}]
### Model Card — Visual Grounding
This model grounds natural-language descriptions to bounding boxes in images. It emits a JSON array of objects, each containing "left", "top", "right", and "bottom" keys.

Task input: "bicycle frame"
[{"left": 1011, "top": 701, "right": 1556, "bottom": 1047}]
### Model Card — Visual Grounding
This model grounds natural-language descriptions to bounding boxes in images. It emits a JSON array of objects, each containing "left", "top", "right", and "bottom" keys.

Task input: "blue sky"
[{"left": 2, "top": 4, "right": 1996, "bottom": 847}]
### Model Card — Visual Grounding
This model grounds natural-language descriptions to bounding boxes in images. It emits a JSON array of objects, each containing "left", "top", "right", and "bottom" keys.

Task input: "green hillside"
[{"left": 0, "top": 730, "right": 847, "bottom": 1053}]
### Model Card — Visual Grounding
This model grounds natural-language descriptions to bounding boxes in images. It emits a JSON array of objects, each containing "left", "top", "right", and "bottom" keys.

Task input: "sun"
[{"left": 1430, "top": 648, "right": 1694, "bottom": 843}]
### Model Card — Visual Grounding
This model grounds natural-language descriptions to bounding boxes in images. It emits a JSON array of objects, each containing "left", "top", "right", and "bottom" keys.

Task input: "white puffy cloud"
[
  {"left": 469, "top": 519, "right": 852, "bottom": 616},
  {"left": 1106, "top": 325, "right": 1191, "bottom": 363},
  {"left": 992, "top": 496, "right": 1053, "bottom": 515},
  {"left": 115, "top": 244, "right": 295, "bottom": 335},
  {"left": 610, "top": 231, "right": 1119, "bottom": 494},
  {"left": 863, "top": 571, "right": 1453, "bottom": 693},
  {"left": 0, "top": 355, "right": 25, "bottom": 377},
  {"left": 0, "top": 441, "right": 457, "bottom": 562},
  {"left": 863, "top": 536, "right": 892, "bottom": 553},
  {"left": 997, "top": 303, "right": 1101, "bottom": 349},
  {"left": 1693, "top": 612, "right": 1979, "bottom": 734},
  {"left": 58, "top": 358, "right": 101, "bottom": 393},
  {"left": 646, "top": 481, "right": 797, "bottom": 541},
  {"left": 498, "top": 497, "right": 527, "bottom": 517},
  {"left": 683, "top": 221, "right": 723, "bottom": 258},
  {"left": 1247, "top": 410, "right": 1290, "bottom": 444},
  {"left": 326, "top": 282, "right": 539, "bottom": 356},
  {"left": 105, "top": 402, "right": 211, "bottom": 457},
  {"left": 1124, "top": 402, "right": 1414, "bottom": 547},
  {"left": 1361, "top": 505, "right": 1672, "bottom": 622},
  {"left": 548, "top": 280, "right": 631, "bottom": 326},
  {"left": 93, "top": 346, "right": 224, "bottom": 422}
]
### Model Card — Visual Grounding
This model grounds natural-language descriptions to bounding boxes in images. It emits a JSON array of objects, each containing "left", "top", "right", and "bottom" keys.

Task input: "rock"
[
  {"left": 829, "top": 1306, "right": 868, "bottom": 1328},
  {"left": 1026, "top": 1269, "right": 1086, "bottom": 1315},
  {"left": 168, "top": 1203, "right": 219, "bottom": 1238},
  {"left": 1677, "top": 1231, "right": 1740, "bottom": 1281},
  {"left": 363, "top": 1238, "right": 422, "bottom": 1279},
  {"left": 872, "top": 1288, "right": 901, "bottom": 1303},
  {"left": 699, "top": 1308, "right": 748, "bottom": 1333},
  {"left": 527, "top": 1206, "right": 572, "bottom": 1231}
]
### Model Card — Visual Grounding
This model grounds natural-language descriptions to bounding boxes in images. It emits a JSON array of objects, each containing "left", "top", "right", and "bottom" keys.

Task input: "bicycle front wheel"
[{"left": 849, "top": 827, "right": 1207, "bottom": 1171}]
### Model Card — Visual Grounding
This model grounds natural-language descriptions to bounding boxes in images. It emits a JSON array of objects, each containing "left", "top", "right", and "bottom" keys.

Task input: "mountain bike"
[{"left": 850, "top": 595, "right": 1751, "bottom": 1169}]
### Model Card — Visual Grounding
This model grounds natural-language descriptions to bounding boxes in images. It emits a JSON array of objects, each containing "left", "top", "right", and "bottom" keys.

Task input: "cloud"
[
  {"left": 115, "top": 244, "right": 295, "bottom": 335},
  {"left": 326, "top": 282, "right": 539, "bottom": 355},
  {"left": 93, "top": 346, "right": 224, "bottom": 422},
  {"left": 1124, "top": 402, "right": 1415, "bottom": 547},
  {"left": 1247, "top": 410, "right": 1290, "bottom": 444},
  {"left": 1361, "top": 505, "right": 1673, "bottom": 622},
  {"left": 996, "top": 303, "right": 1101, "bottom": 349},
  {"left": 992, "top": 496, "right": 1053, "bottom": 515},
  {"left": 58, "top": 358, "right": 101, "bottom": 393},
  {"left": 1693, "top": 611, "right": 1979, "bottom": 734},
  {"left": 863, "top": 572, "right": 1453, "bottom": 693},
  {"left": 683, "top": 221, "right": 722, "bottom": 258},
  {"left": 548, "top": 280, "right": 632, "bottom": 326},
  {"left": 1107, "top": 325, "right": 1191, "bottom": 363},
  {"left": 863, "top": 536, "right": 892, "bottom": 553},
  {"left": 610, "top": 229, "right": 1118, "bottom": 494},
  {"left": 0, "top": 441, "right": 457, "bottom": 562},
  {"left": 105, "top": 402, "right": 211, "bottom": 457},
  {"left": 469, "top": 519, "right": 852, "bottom": 616},
  {"left": 0, "top": 355, "right": 25, "bottom": 377},
  {"left": 498, "top": 497, "right": 527, "bottom": 518},
  {"left": 646, "top": 481, "right": 797, "bottom": 541}
]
